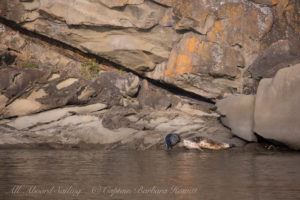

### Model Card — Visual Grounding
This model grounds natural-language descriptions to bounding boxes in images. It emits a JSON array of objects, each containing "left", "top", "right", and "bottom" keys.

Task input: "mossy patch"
[
  {"left": 80, "top": 59, "right": 103, "bottom": 80},
  {"left": 19, "top": 60, "right": 39, "bottom": 69}
]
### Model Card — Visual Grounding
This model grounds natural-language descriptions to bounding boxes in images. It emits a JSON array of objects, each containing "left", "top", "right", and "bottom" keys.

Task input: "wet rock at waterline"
[
  {"left": 216, "top": 95, "right": 257, "bottom": 142},
  {"left": 254, "top": 63, "right": 300, "bottom": 150},
  {"left": 0, "top": 101, "right": 244, "bottom": 150}
]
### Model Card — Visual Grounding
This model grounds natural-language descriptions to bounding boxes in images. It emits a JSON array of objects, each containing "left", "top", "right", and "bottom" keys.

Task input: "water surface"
[{"left": 0, "top": 149, "right": 299, "bottom": 200}]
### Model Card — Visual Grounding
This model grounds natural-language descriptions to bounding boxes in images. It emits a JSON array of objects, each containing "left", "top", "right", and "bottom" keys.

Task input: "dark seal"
[{"left": 165, "top": 133, "right": 181, "bottom": 149}]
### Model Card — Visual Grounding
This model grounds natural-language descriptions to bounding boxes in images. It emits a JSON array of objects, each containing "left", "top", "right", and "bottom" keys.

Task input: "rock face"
[
  {"left": 0, "top": 93, "right": 243, "bottom": 150},
  {"left": 0, "top": 65, "right": 141, "bottom": 119},
  {"left": 247, "top": 40, "right": 300, "bottom": 80},
  {"left": 254, "top": 63, "right": 300, "bottom": 150},
  {"left": 244, "top": 40, "right": 300, "bottom": 94},
  {"left": 0, "top": 43, "right": 244, "bottom": 149},
  {"left": 3, "top": 0, "right": 297, "bottom": 100},
  {"left": 0, "top": 0, "right": 300, "bottom": 150},
  {"left": 217, "top": 95, "right": 257, "bottom": 142}
]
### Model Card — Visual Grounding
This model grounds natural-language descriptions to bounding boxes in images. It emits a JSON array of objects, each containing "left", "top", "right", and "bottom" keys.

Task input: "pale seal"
[{"left": 183, "top": 136, "right": 232, "bottom": 150}]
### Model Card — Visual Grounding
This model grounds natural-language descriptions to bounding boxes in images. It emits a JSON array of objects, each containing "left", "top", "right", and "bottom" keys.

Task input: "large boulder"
[
  {"left": 216, "top": 95, "right": 257, "bottom": 142},
  {"left": 254, "top": 63, "right": 300, "bottom": 149}
]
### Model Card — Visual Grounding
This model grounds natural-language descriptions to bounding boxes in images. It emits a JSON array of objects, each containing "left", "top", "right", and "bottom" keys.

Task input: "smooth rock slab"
[
  {"left": 217, "top": 95, "right": 257, "bottom": 142},
  {"left": 254, "top": 63, "right": 300, "bottom": 149},
  {"left": 6, "top": 103, "right": 107, "bottom": 130}
]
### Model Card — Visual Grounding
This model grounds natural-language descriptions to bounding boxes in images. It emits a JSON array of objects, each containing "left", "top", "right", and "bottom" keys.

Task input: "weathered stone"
[
  {"left": 0, "top": 95, "right": 8, "bottom": 110},
  {"left": 173, "top": 0, "right": 217, "bottom": 34},
  {"left": 159, "top": 8, "right": 175, "bottom": 27},
  {"left": 94, "top": 72, "right": 140, "bottom": 104},
  {"left": 0, "top": 67, "right": 50, "bottom": 99},
  {"left": 151, "top": 0, "right": 173, "bottom": 7},
  {"left": 0, "top": 97, "right": 245, "bottom": 150},
  {"left": 247, "top": 40, "right": 300, "bottom": 80},
  {"left": 0, "top": 25, "right": 82, "bottom": 76},
  {"left": 249, "top": 0, "right": 277, "bottom": 5},
  {"left": 7, "top": 103, "right": 107, "bottom": 130},
  {"left": 56, "top": 78, "right": 78, "bottom": 90},
  {"left": 0, "top": 65, "right": 102, "bottom": 118},
  {"left": 262, "top": 0, "right": 300, "bottom": 48},
  {"left": 114, "top": 73, "right": 140, "bottom": 97},
  {"left": 137, "top": 80, "right": 179, "bottom": 109},
  {"left": 176, "top": 103, "right": 219, "bottom": 118},
  {"left": 172, "top": 0, "right": 273, "bottom": 51},
  {"left": 0, "top": 0, "right": 180, "bottom": 72},
  {"left": 147, "top": 32, "right": 243, "bottom": 99},
  {"left": 0, "top": 0, "right": 299, "bottom": 151},
  {"left": 39, "top": 0, "right": 163, "bottom": 29},
  {"left": 0, "top": 0, "right": 277, "bottom": 100},
  {"left": 217, "top": 95, "right": 257, "bottom": 142},
  {"left": 147, "top": 0, "right": 273, "bottom": 100},
  {"left": 164, "top": 33, "right": 243, "bottom": 78},
  {"left": 102, "top": 106, "right": 137, "bottom": 130},
  {"left": 244, "top": 40, "right": 300, "bottom": 94},
  {"left": 78, "top": 86, "right": 96, "bottom": 102},
  {"left": 254, "top": 63, "right": 300, "bottom": 149},
  {"left": 99, "top": 0, "right": 144, "bottom": 8}
]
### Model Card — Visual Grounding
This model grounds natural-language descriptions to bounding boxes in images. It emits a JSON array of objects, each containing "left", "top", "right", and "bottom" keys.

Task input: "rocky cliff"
[{"left": 0, "top": 0, "right": 299, "bottom": 150}]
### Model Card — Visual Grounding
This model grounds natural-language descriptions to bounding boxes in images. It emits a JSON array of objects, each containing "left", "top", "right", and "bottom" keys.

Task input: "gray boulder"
[
  {"left": 254, "top": 63, "right": 300, "bottom": 149},
  {"left": 216, "top": 95, "right": 257, "bottom": 142}
]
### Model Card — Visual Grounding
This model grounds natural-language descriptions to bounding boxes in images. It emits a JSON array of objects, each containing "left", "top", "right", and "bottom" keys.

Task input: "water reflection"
[{"left": 0, "top": 150, "right": 299, "bottom": 200}]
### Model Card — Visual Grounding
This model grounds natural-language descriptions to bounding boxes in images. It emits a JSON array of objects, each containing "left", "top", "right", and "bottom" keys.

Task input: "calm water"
[{"left": 0, "top": 149, "right": 300, "bottom": 200}]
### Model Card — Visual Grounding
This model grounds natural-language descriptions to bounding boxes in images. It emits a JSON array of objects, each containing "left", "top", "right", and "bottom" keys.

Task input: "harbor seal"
[
  {"left": 183, "top": 137, "right": 232, "bottom": 150},
  {"left": 165, "top": 133, "right": 181, "bottom": 149}
]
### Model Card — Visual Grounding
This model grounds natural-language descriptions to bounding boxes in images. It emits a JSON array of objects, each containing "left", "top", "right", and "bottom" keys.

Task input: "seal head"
[{"left": 165, "top": 133, "right": 181, "bottom": 149}]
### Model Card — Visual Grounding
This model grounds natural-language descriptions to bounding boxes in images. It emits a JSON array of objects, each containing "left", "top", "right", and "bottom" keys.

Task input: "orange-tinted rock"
[
  {"left": 249, "top": 0, "right": 277, "bottom": 5},
  {"left": 210, "top": 1, "right": 273, "bottom": 47},
  {"left": 276, "top": 0, "right": 300, "bottom": 34},
  {"left": 172, "top": 0, "right": 216, "bottom": 34},
  {"left": 2, "top": 0, "right": 300, "bottom": 101},
  {"left": 164, "top": 33, "right": 243, "bottom": 78},
  {"left": 159, "top": 8, "right": 175, "bottom": 27},
  {"left": 147, "top": 32, "right": 243, "bottom": 99}
]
